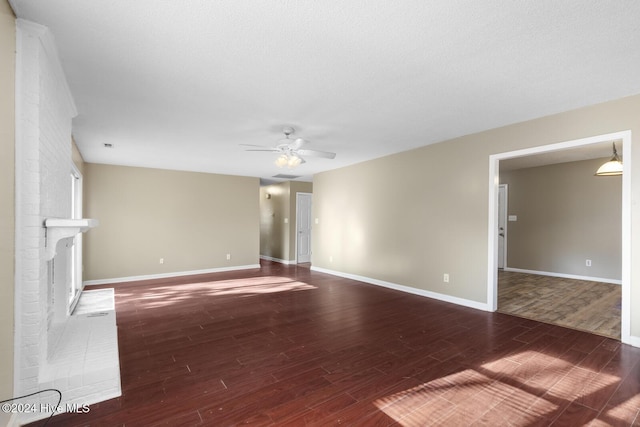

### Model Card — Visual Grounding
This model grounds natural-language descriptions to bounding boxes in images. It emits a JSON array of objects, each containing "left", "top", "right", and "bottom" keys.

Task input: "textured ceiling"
[
  {"left": 10, "top": 1, "right": 640, "bottom": 182},
  {"left": 500, "top": 140, "right": 622, "bottom": 172}
]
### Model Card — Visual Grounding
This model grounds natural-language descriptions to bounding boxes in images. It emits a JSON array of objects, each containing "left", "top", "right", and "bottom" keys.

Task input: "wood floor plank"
[
  {"left": 26, "top": 261, "right": 640, "bottom": 426},
  {"left": 498, "top": 271, "right": 621, "bottom": 338}
]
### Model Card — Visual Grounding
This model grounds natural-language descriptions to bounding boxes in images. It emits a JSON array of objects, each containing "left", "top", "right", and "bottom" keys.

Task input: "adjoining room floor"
[
  {"left": 31, "top": 261, "right": 639, "bottom": 426},
  {"left": 498, "top": 270, "right": 621, "bottom": 340}
]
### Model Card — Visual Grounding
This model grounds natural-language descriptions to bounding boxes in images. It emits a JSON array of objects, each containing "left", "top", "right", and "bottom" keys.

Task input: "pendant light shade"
[{"left": 595, "top": 142, "right": 623, "bottom": 176}]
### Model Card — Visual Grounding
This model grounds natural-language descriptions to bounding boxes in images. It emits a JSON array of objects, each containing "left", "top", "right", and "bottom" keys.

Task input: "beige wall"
[
  {"left": 501, "top": 158, "right": 621, "bottom": 279},
  {"left": 313, "top": 93, "right": 640, "bottom": 336},
  {"left": 259, "top": 181, "right": 312, "bottom": 262},
  {"left": 0, "top": 0, "right": 15, "bottom": 417},
  {"left": 84, "top": 164, "right": 260, "bottom": 280}
]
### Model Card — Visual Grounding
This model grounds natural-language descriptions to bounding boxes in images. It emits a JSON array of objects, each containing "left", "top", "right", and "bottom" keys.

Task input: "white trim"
[
  {"left": 487, "top": 149, "right": 499, "bottom": 311},
  {"left": 487, "top": 130, "right": 635, "bottom": 346},
  {"left": 68, "top": 163, "right": 84, "bottom": 314},
  {"left": 311, "top": 266, "right": 489, "bottom": 311},
  {"left": 260, "top": 255, "right": 295, "bottom": 265},
  {"left": 504, "top": 267, "right": 622, "bottom": 285},
  {"left": 621, "top": 131, "right": 632, "bottom": 344},
  {"left": 625, "top": 335, "right": 640, "bottom": 348},
  {"left": 84, "top": 264, "right": 261, "bottom": 286}
]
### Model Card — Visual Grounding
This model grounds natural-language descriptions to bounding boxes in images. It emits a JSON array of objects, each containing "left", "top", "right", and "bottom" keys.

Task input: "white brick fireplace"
[{"left": 13, "top": 19, "right": 121, "bottom": 425}]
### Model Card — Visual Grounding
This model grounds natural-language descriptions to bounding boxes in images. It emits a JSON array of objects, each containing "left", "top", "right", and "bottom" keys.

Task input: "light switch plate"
[{"left": 508, "top": 215, "right": 518, "bottom": 221}]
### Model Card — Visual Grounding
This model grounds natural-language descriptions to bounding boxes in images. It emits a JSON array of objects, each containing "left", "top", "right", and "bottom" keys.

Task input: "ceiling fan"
[{"left": 241, "top": 127, "right": 336, "bottom": 169}]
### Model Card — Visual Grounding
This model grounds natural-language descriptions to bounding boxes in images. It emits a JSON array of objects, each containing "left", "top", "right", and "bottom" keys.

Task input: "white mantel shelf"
[{"left": 45, "top": 218, "right": 99, "bottom": 261}]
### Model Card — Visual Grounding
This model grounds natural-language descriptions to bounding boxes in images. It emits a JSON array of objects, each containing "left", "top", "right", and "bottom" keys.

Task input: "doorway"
[
  {"left": 296, "top": 192, "right": 312, "bottom": 263},
  {"left": 487, "top": 130, "right": 632, "bottom": 344}
]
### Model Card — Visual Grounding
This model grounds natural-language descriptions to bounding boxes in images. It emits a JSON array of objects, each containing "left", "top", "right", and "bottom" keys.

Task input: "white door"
[
  {"left": 296, "top": 193, "right": 312, "bottom": 263},
  {"left": 498, "top": 184, "right": 507, "bottom": 269}
]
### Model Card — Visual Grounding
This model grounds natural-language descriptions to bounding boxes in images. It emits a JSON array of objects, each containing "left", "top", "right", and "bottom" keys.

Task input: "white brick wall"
[
  {"left": 14, "top": 20, "right": 121, "bottom": 424},
  {"left": 15, "top": 19, "right": 47, "bottom": 400}
]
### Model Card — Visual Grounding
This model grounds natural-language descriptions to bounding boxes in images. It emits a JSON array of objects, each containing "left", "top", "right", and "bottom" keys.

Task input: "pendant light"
[{"left": 595, "top": 142, "right": 623, "bottom": 176}]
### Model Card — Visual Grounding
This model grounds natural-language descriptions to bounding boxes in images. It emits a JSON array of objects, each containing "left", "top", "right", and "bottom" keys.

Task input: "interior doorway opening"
[{"left": 487, "top": 130, "right": 632, "bottom": 344}]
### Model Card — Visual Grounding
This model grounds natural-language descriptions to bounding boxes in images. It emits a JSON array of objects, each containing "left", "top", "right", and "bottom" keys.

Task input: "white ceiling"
[
  {"left": 500, "top": 140, "right": 622, "bottom": 172},
  {"left": 10, "top": 1, "right": 640, "bottom": 182}
]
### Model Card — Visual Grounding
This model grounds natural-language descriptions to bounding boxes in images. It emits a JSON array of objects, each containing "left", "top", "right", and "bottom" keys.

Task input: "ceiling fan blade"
[
  {"left": 240, "top": 143, "right": 272, "bottom": 148},
  {"left": 240, "top": 143, "right": 281, "bottom": 152},
  {"left": 297, "top": 149, "right": 336, "bottom": 159},
  {"left": 291, "top": 138, "right": 307, "bottom": 149}
]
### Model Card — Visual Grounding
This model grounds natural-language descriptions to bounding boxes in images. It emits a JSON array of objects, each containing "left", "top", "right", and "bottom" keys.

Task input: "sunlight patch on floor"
[
  {"left": 374, "top": 350, "right": 623, "bottom": 426},
  {"left": 118, "top": 276, "right": 317, "bottom": 309}
]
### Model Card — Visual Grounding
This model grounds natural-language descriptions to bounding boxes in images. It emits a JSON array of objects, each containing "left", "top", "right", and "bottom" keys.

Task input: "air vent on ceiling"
[{"left": 272, "top": 174, "right": 301, "bottom": 179}]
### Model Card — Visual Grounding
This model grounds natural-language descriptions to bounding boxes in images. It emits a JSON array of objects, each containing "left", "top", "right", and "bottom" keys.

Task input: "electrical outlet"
[
  {"left": 443, "top": 273, "right": 449, "bottom": 283},
  {"left": 226, "top": 254, "right": 231, "bottom": 260},
  {"left": 586, "top": 259, "right": 592, "bottom": 267},
  {"left": 159, "top": 258, "right": 164, "bottom": 264},
  {"left": 329, "top": 255, "right": 333, "bottom": 263}
]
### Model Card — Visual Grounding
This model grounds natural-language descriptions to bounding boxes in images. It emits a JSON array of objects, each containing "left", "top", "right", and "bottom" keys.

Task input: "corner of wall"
[{"left": 0, "top": 0, "right": 16, "bottom": 415}]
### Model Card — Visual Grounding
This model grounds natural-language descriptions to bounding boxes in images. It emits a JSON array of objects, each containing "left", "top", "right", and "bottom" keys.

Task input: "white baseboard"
[
  {"left": 503, "top": 267, "right": 622, "bottom": 285},
  {"left": 260, "top": 255, "right": 296, "bottom": 265},
  {"left": 310, "top": 266, "right": 489, "bottom": 311},
  {"left": 622, "top": 334, "right": 640, "bottom": 348},
  {"left": 84, "top": 264, "right": 261, "bottom": 286}
]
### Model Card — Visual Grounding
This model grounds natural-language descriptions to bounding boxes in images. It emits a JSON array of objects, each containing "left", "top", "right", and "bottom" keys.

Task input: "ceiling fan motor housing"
[{"left": 282, "top": 126, "right": 295, "bottom": 136}]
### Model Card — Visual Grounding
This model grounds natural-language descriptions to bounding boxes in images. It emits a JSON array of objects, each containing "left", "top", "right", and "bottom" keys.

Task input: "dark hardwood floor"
[{"left": 32, "top": 261, "right": 640, "bottom": 426}]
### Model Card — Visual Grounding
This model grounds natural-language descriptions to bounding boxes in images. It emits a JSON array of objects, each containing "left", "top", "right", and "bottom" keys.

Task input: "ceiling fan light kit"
[
  {"left": 242, "top": 127, "right": 336, "bottom": 170},
  {"left": 275, "top": 153, "right": 303, "bottom": 168}
]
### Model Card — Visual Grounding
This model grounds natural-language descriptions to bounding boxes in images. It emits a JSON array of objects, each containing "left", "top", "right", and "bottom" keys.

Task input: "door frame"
[
  {"left": 295, "top": 192, "right": 312, "bottom": 264},
  {"left": 487, "top": 130, "right": 632, "bottom": 344},
  {"left": 69, "top": 162, "right": 84, "bottom": 314},
  {"left": 497, "top": 184, "right": 508, "bottom": 269}
]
